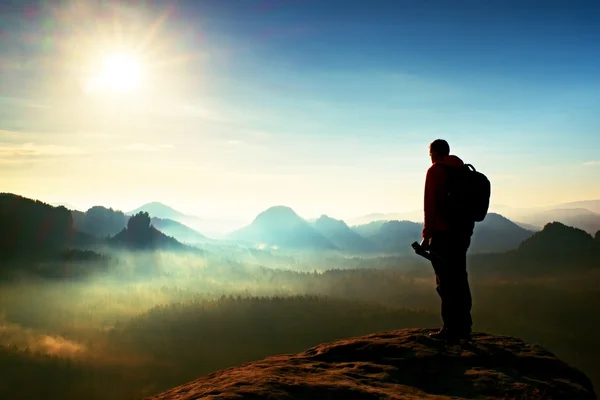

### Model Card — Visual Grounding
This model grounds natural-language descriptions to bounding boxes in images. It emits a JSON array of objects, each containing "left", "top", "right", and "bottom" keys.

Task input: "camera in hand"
[{"left": 411, "top": 241, "right": 431, "bottom": 260}]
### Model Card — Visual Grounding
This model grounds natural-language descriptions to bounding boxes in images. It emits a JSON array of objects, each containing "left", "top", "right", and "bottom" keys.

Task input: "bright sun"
[{"left": 85, "top": 53, "right": 144, "bottom": 94}]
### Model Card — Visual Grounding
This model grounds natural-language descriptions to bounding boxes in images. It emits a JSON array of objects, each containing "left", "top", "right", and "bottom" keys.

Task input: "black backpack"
[{"left": 444, "top": 163, "right": 491, "bottom": 223}]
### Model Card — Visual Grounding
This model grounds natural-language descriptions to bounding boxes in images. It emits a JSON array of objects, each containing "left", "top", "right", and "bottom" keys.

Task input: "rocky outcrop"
[{"left": 147, "top": 328, "right": 596, "bottom": 399}]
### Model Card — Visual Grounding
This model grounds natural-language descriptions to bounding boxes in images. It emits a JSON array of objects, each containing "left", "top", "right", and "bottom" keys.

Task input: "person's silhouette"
[{"left": 421, "top": 139, "right": 474, "bottom": 341}]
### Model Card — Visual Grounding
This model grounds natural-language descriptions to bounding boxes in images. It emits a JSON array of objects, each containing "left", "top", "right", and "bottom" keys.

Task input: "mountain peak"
[
  {"left": 254, "top": 206, "right": 300, "bottom": 222},
  {"left": 316, "top": 214, "right": 335, "bottom": 221},
  {"left": 516, "top": 221, "right": 595, "bottom": 261},
  {"left": 315, "top": 214, "right": 347, "bottom": 227},
  {"left": 482, "top": 212, "right": 532, "bottom": 229},
  {"left": 540, "top": 221, "right": 591, "bottom": 235},
  {"left": 144, "top": 201, "right": 168, "bottom": 207},
  {"left": 128, "top": 202, "right": 187, "bottom": 219},
  {"left": 229, "top": 206, "right": 336, "bottom": 250},
  {"left": 313, "top": 215, "right": 375, "bottom": 253},
  {"left": 109, "top": 213, "right": 192, "bottom": 252}
]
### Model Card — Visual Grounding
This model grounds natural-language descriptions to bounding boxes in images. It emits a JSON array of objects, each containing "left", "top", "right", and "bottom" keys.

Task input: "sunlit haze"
[
  {"left": 1, "top": 0, "right": 599, "bottom": 222},
  {"left": 84, "top": 53, "right": 144, "bottom": 94}
]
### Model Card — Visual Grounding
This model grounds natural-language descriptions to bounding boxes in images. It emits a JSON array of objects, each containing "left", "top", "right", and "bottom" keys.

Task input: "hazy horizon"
[
  {"left": 39, "top": 197, "right": 599, "bottom": 225},
  {"left": 1, "top": 0, "right": 599, "bottom": 221}
]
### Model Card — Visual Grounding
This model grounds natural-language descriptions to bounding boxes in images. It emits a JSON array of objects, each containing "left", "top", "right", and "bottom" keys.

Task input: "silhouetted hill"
[
  {"left": 515, "top": 222, "right": 597, "bottom": 263},
  {"left": 109, "top": 212, "right": 196, "bottom": 252},
  {"left": 351, "top": 213, "right": 533, "bottom": 254},
  {"left": 150, "top": 217, "right": 209, "bottom": 244},
  {"left": 50, "top": 202, "right": 79, "bottom": 210},
  {"left": 369, "top": 220, "right": 423, "bottom": 253},
  {"left": 350, "top": 220, "right": 387, "bottom": 237},
  {"left": 472, "top": 222, "right": 600, "bottom": 277},
  {"left": 128, "top": 202, "right": 187, "bottom": 219},
  {"left": 110, "top": 227, "right": 188, "bottom": 251},
  {"left": 148, "top": 328, "right": 596, "bottom": 400},
  {"left": 128, "top": 202, "right": 244, "bottom": 238},
  {"left": 0, "top": 193, "right": 94, "bottom": 260},
  {"left": 71, "top": 204, "right": 210, "bottom": 244},
  {"left": 470, "top": 213, "right": 534, "bottom": 253},
  {"left": 312, "top": 215, "right": 377, "bottom": 253},
  {"left": 72, "top": 206, "right": 127, "bottom": 237},
  {"left": 228, "top": 206, "right": 337, "bottom": 250}
]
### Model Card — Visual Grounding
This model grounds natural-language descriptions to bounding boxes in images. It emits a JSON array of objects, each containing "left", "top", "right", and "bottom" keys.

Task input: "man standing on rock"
[{"left": 421, "top": 139, "right": 475, "bottom": 341}]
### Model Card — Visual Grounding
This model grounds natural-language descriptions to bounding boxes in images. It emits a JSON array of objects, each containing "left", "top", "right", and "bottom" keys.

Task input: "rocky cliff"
[{"left": 148, "top": 328, "right": 596, "bottom": 399}]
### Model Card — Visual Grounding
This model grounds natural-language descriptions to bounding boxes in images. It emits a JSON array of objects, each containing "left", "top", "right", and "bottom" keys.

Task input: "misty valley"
[
  {"left": 1, "top": 193, "right": 600, "bottom": 399},
  {"left": 3, "top": 0, "right": 600, "bottom": 397}
]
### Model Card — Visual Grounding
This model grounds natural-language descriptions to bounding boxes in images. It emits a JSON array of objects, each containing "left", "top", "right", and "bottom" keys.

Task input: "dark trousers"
[{"left": 429, "top": 231, "right": 472, "bottom": 334}]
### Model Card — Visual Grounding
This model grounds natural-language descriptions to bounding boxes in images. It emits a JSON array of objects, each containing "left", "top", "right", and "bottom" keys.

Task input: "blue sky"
[{"left": 0, "top": 0, "right": 599, "bottom": 221}]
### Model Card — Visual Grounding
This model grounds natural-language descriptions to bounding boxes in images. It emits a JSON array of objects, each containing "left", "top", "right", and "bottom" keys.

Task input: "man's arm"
[{"left": 422, "top": 164, "right": 447, "bottom": 240}]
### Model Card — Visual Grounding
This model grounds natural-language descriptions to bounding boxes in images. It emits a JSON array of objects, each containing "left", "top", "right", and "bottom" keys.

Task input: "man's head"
[{"left": 429, "top": 139, "right": 450, "bottom": 163}]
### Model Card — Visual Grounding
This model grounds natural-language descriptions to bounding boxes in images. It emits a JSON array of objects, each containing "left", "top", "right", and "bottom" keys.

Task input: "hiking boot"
[{"left": 428, "top": 328, "right": 471, "bottom": 342}]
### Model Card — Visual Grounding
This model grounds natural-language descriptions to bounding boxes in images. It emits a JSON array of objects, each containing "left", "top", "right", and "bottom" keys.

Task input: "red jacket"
[{"left": 422, "top": 155, "right": 465, "bottom": 239}]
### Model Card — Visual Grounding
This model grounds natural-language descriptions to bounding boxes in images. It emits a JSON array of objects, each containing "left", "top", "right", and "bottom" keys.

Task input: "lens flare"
[{"left": 86, "top": 53, "right": 144, "bottom": 94}]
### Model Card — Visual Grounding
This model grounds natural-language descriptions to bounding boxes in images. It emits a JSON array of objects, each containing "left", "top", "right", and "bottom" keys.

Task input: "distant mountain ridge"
[
  {"left": 72, "top": 206, "right": 127, "bottom": 238},
  {"left": 51, "top": 202, "right": 80, "bottom": 211},
  {"left": 347, "top": 210, "right": 424, "bottom": 226},
  {"left": 229, "top": 206, "right": 535, "bottom": 255},
  {"left": 470, "top": 213, "right": 534, "bottom": 253},
  {"left": 128, "top": 202, "right": 187, "bottom": 219},
  {"left": 71, "top": 206, "right": 210, "bottom": 245},
  {"left": 367, "top": 220, "right": 423, "bottom": 253},
  {"left": 128, "top": 202, "right": 246, "bottom": 238},
  {"left": 0, "top": 193, "right": 95, "bottom": 260},
  {"left": 0, "top": 194, "right": 195, "bottom": 260},
  {"left": 483, "top": 200, "right": 600, "bottom": 235},
  {"left": 517, "top": 208, "right": 600, "bottom": 235},
  {"left": 516, "top": 222, "right": 597, "bottom": 263},
  {"left": 110, "top": 212, "right": 194, "bottom": 252},
  {"left": 348, "top": 213, "right": 533, "bottom": 255},
  {"left": 228, "top": 206, "right": 337, "bottom": 251},
  {"left": 350, "top": 200, "right": 600, "bottom": 236},
  {"left": 472, "top": 221, "right": 600, "bottom": 277},
  {"left": 351, "top": 220, "right": 388, "bottom": 237},
  {"left": 150, "top": 217, "right": 209, "bottom": 244},
  {"left": 4, "top": 193, "right": 598, "bottom": 258},
  {"left": 312, "top": 215, "right": 377, "bottom": 253},
  {"left": 554, "top": 200, "right": 600, "bottom": 214}
]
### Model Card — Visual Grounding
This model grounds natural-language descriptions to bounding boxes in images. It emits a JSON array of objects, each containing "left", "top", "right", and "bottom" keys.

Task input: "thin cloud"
[
  {"left": 0, "top": 142, "right": 86, "bottom": 157},
  {"left": 583, "top": 161, "right": 600, "bottom": 166},
  {"left": 120, "top": 143, "right": 175, "bottom": 152}
]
